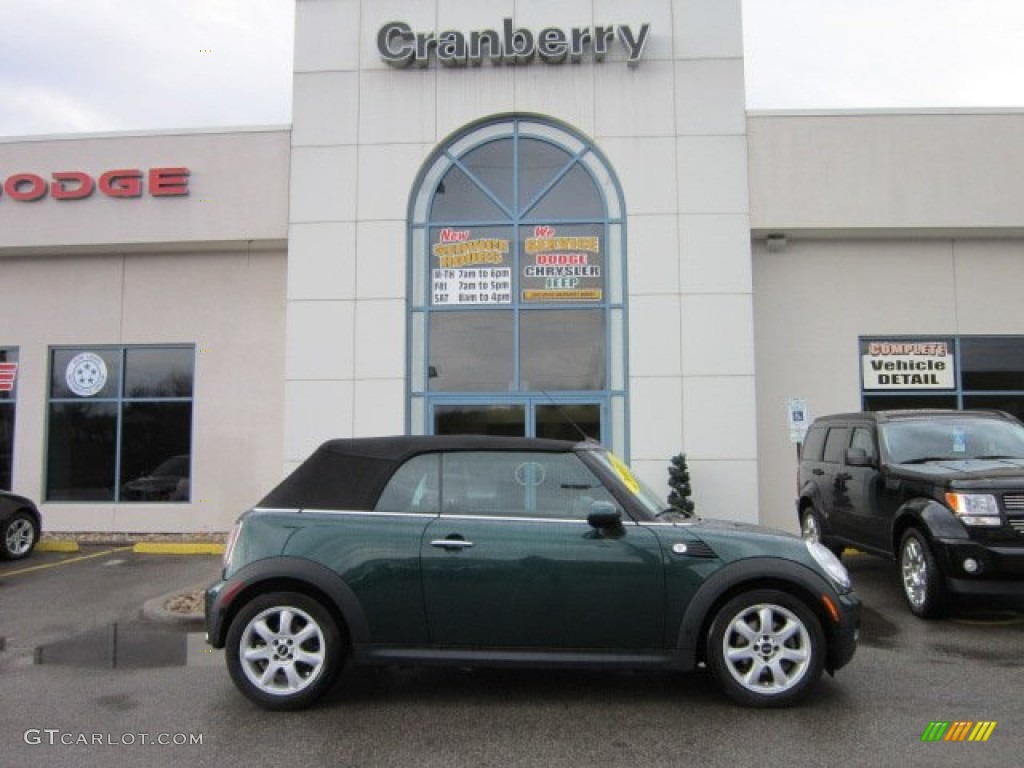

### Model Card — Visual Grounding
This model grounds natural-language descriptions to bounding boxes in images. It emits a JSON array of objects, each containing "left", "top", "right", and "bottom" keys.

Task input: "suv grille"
[{"left": 1007, "top": 494, "right": 1024, "bottom": 535}]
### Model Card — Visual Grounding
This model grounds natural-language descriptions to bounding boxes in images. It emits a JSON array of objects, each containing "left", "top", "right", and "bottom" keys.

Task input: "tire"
[
  {"left": 2, "top": 511, "right": 39, "bottom": 560},
  {"left": 899, "top": 528, "right": 948, "bottom": 619},
  {"left": 800, "top": 506, "right": 843, "bottom": 557},
  {"left": 225, "top": 591, "right": 345, "bottom": 710},
  {"left": 707, "top": 589, "right": 825, "bottom": 708}
]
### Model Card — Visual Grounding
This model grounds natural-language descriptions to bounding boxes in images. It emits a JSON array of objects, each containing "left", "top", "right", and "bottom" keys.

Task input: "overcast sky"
[{"left": 1, "top": 0, "right": 1022, "bottom": 138}]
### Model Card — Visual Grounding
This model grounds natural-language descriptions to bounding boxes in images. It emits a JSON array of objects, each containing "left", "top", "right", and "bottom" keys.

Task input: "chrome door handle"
[{"left": 430, "top": 539, "right": 474, "bottom": 550}]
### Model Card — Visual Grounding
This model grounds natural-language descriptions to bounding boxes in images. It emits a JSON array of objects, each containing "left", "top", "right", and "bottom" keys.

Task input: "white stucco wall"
[{"left": 286, "top": 0, "right": 760, "bottom": 520}]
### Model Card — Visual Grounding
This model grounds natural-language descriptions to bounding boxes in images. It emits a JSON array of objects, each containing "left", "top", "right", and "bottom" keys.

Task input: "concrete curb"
[{"left": 141, "top": 584, "right": 209, "bottom": 631}]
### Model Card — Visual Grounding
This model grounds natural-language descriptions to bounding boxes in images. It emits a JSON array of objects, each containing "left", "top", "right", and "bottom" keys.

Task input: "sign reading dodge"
[
  {"left": 379, "top": 18, "right": 650, "bottom": 68},
  {"left": 0, "top": 167, "right": 190, "bottom": 202},
  {"left": 861, "top": 340, "right": 955, "bottom": 390}
]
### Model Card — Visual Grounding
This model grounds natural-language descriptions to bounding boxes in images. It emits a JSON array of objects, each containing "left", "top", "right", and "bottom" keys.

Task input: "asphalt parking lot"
[{"left": 1, "top": 546, "right": 1022, "bottom": 768}]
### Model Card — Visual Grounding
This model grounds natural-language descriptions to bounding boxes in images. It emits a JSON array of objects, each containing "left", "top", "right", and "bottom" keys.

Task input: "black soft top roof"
[{"left": 258, "top": 435, "right": 585, "bottom": 511}]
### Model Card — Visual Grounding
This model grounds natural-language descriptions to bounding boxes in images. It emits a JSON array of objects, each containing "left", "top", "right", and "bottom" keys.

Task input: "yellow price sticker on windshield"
[{"left": 607, "top": 452, "right": 641, "bottom": 495}]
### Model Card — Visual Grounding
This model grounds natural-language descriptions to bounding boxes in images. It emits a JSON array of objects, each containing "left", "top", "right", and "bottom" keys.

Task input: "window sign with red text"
[
  {"left": 430, "top": 226, "right": 513, "bottom": 306},
  {"left": 520, "top": 224, "right": 603, "bottom": 303}
]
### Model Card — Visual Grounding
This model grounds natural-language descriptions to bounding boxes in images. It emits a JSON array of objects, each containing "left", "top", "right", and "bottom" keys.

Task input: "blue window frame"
[{"left": 407, "top": 117, "right": 629, "bottom": 455}]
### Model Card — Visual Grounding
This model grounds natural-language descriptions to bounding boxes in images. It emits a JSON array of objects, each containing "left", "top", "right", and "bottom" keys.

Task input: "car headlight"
[
  {"left": 946, "top": 492, "right": 1001, "bottom": 526},
  {"left": 806, "top": 540, "right": 852, "bottom": 591}
]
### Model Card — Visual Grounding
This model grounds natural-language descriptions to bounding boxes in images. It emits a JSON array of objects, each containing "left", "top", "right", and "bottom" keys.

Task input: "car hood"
[{"left": 891, "top": 458, "right": 1024, "bottom": 484}]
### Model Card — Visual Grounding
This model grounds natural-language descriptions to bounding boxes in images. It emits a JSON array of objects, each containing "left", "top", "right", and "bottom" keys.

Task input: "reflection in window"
[
  {"left": 375, "top": 454, "right": 440, "bottom": 513},
  {"left": 441, "top": 451, "right": 617, "bottom": 519},
  {"left": 521, "top": 310, "right": 605, "bottom": 391},
  {"left": 429, "top": 312, "right": 514, "bottom": 392},
  {"left": 0, "top": 347, "right": 16, "bottom": 490},
  {"left": 45, "top": 346, "right": 194, "bottom": 502},
  {"left": 434, "top": 405, "right": 525, "bottom": 436}
]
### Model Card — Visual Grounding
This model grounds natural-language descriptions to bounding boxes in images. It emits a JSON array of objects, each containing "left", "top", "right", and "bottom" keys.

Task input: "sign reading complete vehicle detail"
[{"left": 861, "top": 340, "right": 955, "bottom": 389}]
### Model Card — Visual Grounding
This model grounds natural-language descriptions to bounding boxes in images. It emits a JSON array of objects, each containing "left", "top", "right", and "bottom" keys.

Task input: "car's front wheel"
[
  {"left": 225, "top": 592, "right": 345, "bottom": 710},
  {"left": 2, "top": 511, "right": 39, "bottom": 560},
  {"left": 707, "top": 589, "right": 825, "bottom": 707},
  {"left": 899, "top": 528, "right": 948, "bottom": 619}
]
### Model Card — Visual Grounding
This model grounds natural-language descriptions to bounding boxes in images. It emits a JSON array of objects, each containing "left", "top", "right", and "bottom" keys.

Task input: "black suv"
[{"left": 797, "top": 410, "right": 1024, "bottom": 618}]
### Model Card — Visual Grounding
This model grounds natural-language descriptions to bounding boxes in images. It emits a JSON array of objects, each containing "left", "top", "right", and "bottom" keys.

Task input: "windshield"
[
  {"left": 880, "top": 417, "right": 1024, "bottom": 464},
  {"left": 587, "top": 449, "right": 667, "bottom": 519}
]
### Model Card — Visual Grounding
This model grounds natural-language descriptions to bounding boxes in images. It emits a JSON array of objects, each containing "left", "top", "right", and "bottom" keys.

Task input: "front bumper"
[
  {"left": 204, "top": 579, "right": 228, "bottom": 648},
  {"left": 933, "top": 538, "right": 1024, "bottom": 597},
  {"left": 827, "top": 591, "right": 861, "bottom": 673}
]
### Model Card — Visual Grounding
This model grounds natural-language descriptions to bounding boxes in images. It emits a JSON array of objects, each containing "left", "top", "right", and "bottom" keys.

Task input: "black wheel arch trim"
[
  {"left": 673, "top": 557, "right": 844, "bottom": 671},
  {"left": 207, "top": 556, "right": 370, "bottom": 648},
  {"left": 893, "top": 498, "right": 967, "bottom": 551}
]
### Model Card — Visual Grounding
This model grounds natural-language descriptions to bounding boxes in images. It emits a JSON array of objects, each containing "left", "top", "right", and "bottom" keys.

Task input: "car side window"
[
  {"left": 850, "top": 427, "right": 876, "bottom": 460},
  {"left": 374, "top": 453, "right": 441, "bottom": 513},
  {"left": 801, "top": 426, "right": 827, "bottom": 461},
  {"left": 441, "top": 451, "right": 618, "bottom": 520},
  {"left": 823, "top": 427, "right": 851, "bottom": 463}
]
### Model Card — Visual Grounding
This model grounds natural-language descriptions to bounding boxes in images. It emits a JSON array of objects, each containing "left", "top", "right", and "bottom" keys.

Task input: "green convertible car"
[{"left": 206, "top": 436, "right": 859, "bottom": 710}]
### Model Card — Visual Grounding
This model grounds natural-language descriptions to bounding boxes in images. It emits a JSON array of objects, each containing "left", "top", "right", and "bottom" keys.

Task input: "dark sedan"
[{"left": 1, "top": 490, "right": 41, "bottom": 560}]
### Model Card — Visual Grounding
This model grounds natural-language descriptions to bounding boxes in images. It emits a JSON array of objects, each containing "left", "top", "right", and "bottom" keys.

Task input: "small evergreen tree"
[{"left": 667, "top": 453, "right": 696, "bottom": 515}]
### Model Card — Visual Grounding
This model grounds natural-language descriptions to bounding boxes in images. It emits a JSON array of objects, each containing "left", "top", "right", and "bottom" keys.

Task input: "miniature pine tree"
[{"left": 667, "top": 453, "right": 696, "bottom": 514}]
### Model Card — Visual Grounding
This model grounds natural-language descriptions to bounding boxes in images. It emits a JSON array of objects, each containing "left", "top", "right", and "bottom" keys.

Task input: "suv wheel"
[
  {"left": 2, "top": 511, "right": 38, "bottom": 560},
  {"left": 707, "top": 589, "right": 825, "bottom": 707},
  {"left": 226, "top": 592, "right": 344, "bottom": 710},
  {"left": 899, "top": 528, "right": 948, "bottom": 619}
]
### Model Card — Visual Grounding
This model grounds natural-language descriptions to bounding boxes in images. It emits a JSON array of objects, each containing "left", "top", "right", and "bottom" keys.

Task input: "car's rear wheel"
[
  {"left": 899, "top": 528, "right": 948, "bottom": 619},
  {"left": 225, "top": 591, "right": 344, "bottom": 710},
  {"left": 2, "top": 511, "right": 38, "bottom": 560},
  {"left": 707, "top": 589, "right": 825, "bottom": 707}
]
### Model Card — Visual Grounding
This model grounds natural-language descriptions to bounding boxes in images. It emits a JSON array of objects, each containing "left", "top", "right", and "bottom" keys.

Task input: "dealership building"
[{"left": 2, "top": 0, "right": 1024, "bottom": 535}]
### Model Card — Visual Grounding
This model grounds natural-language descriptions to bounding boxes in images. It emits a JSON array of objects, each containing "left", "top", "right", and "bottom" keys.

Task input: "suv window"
[
  {"left": 375, "top": 454, "right": 441, "bottom": 513},
  {"left": 823, "top": 427, "right": 851, "bottom": 463},
  {"left": 801, "top": 425, "right": 827, "bottom": 462},
  {"left": 441, "top": 451, "right": 618, "bottom": 519},
  {"left": 850, "top": 427, "right": 876, "bottom": 460}
]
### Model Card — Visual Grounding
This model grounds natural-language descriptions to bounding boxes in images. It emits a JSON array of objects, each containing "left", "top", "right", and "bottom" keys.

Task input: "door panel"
[{"left": 421, "top": 517, "right": 664, "bottom": 649}]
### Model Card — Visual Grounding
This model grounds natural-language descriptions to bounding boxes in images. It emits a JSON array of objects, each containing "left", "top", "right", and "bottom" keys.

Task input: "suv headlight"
[
  {"left": 946, "top": 492, "right": 1001, "bottom": 526},
  {"left": 806, "top": 541, "right": 852, "bottom": 591}
]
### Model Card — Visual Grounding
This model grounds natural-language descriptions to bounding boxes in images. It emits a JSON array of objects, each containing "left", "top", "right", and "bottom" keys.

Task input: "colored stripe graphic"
[{"left": 921, "top": 720, "right": 997, "bottom": 742}]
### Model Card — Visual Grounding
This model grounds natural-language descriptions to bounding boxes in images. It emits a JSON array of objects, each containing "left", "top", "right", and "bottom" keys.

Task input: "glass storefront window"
[
  {"left": 862, "top": 336, "right": 1024, "bottom": 421},
  {"left": 45, "top": 345, "right": 194, "bottom": 503},
  {"left": 0, "top": 347, "right": 18, "bottom": 490},
  {"left": 410, "top": 117, "right": 629, "bottom": 454}
]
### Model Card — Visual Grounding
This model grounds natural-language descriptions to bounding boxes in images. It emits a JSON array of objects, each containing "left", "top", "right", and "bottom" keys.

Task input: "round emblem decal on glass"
[{"left": 66, "top": 352, "right": 108, "bottom": 397}]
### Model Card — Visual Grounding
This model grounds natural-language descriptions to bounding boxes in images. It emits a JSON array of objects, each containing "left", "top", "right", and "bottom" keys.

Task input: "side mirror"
[
  {"left": 587, "top": 501, "right": 622, "bottom": 530},
  {"left": 845, "top": 447, "right": 874, "bottom": 468}
]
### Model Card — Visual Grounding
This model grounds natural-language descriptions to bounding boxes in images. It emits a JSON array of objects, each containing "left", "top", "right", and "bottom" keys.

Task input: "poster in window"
[
  {"left": 861, "top": 339, "right": 955, "bottom": 390},
  {"left": 430, "top": 227, "right": 512, "bottom": 306},
  {"left": 521, "top": 225, "right": 603, "bottom": 303}
]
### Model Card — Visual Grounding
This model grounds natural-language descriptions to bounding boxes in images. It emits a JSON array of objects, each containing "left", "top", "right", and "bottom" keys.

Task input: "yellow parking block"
[
  {"left": 132, "top": 542, "right": 224, "bottom": 555},
  {"left": 36, "top": 540, "right": 80, "bottom": 553}
]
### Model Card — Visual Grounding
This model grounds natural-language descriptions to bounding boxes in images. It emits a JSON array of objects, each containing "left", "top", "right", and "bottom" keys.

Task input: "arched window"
[{"left": 407, "top": 116, "right": 629, "bottom": 456}]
